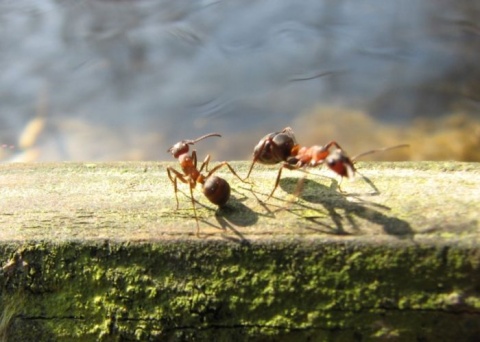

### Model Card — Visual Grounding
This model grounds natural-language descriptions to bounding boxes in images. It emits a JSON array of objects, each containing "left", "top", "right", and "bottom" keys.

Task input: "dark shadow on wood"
[
  {"left": 236, "top": 184, "right": 277, "bottom": 219},
  {"left": 279, "top": 177, "right": 414, "bottom": 238},
  {"left": 169, "top": 187, "right": 258, "bottom": 241},
  {"left": 214, "top": 192, "right": 258, "bottom": 245}
]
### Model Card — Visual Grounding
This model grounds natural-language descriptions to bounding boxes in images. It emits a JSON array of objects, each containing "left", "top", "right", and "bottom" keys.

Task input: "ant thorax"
[
  {"left": 178, "top": 154, "right": 199, "bottom": 178},
  {"left": 292, "top": 145, "right": 328, "bottom": 167}
]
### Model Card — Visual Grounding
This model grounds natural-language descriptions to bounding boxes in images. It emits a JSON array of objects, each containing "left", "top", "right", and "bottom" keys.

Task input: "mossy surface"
[
  {"left": 1, "top": 162, "right": 479, "bottom": 340},
  {"left": 1, "top": 240, "right": 480, "bottom": 341}
]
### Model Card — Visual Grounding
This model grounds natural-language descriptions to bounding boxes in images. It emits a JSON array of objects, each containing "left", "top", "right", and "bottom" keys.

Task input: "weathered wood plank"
[{"left": 0, "top": 161, "right": 478, "bottom": 242}]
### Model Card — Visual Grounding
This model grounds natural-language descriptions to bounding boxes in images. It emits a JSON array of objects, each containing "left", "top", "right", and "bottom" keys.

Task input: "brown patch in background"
[
  {"left": 293, "top": 107, "right": 480, "bottom": 162},
  {"left": 215, "top": 106, "right": 480, "bottom": 162}
]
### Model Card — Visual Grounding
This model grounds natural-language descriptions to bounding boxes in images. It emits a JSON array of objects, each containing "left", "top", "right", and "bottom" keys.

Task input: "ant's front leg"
[
  {"left": 244, "top": 138, "right": 269, "bottom": 180},
  {"left": 191, "top": 149, "right": 213, "bottom": 173},
  {"left": 191, "top": 149, "right": 210, "bottom": 172},
  {"left": 266, "top": 163, "right": 301, "bottom": 201},
  {"left": 167, "top": 166, "right": 190, "bottom": 210},
  {"left": 167, "top": 166, "right": 201, "bottom": 236},
  {"left": 198, "top": 154, "right": 211, "bottom": 173}
]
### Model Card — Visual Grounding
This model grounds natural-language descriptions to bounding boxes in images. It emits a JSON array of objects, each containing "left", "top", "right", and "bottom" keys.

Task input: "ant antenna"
[
  {"left": 187, "top": 133, "right": 221, "bottom": 145},
  {"left": 352, "top": 144, "right": 409, "bottom": 161},
  {"left": 167, "top": 133, "right": 221, "bottom": 155}
]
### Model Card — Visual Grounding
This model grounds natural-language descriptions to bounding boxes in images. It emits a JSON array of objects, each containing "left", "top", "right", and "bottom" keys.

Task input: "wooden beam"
[
  {"left": 1, "top": 161, "right": 479, "bottom": 340},
  {"left": 0, "top": 161, "right": 478, "bottom": 242}
]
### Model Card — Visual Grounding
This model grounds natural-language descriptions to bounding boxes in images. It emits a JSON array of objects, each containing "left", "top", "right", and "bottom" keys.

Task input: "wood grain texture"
[{"left": 0, "top": 161, "right": 479, "bottom": 243}]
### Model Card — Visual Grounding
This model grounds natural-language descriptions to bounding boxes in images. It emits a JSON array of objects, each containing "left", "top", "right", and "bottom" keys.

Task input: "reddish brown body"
[
  {"left": 250, "top": 127, "right": 298, "bottom": 166},
  {"left": 246, "top": 127, "right": 405, "bottom": 200},
  {"left": 166, "top": 133, "right": 243, "bottom": 235},
  {"left": 203, "top": 176, "right": 231, "bottom": 206}
]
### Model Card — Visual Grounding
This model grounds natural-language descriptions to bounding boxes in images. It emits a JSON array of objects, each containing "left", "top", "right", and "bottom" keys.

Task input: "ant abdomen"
[{"left": 203, "top": 176, "right": 231, "bottom": 207}]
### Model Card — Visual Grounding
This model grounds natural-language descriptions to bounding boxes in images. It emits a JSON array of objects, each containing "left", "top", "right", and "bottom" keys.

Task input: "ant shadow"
[
  {"left": 198, "top": 189, "right": 259, "bottom": 244},
  {"left": 278, "top": 177, "right": 413, "bottom": 238}
]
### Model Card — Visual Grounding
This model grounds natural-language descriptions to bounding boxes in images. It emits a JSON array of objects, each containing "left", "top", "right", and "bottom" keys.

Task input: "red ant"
[
  {"left": 167, "top": 133, "right": 244, "bottom": 236},
  {"left": 245, "top": 127, "right": 408, "bottom": 200}
]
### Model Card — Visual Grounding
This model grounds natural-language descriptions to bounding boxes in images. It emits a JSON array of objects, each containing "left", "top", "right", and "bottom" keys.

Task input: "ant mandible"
[
  {"left": 245, "top": 127, "right": 408, "bottom": 200},
  {"left": 166, "top": 133, "right": 244, "bottom": 236}
]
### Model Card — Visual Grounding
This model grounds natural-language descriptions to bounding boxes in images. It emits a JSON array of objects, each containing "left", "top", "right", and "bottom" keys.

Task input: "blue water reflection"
[{"left": 1, "top": 0, "right": 479, "bottom": 161}]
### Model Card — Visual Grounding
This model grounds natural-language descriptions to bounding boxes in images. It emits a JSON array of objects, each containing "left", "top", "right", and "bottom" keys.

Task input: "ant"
[
  {"left": 245, "top": 127, "right": 408, "bottom": 200},
  {"left": 166, "top": 133, "right": 244, "bottom": 236}
]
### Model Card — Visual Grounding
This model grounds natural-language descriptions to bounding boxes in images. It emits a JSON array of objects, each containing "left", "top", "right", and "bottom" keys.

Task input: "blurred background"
[{"left": 1, "top": 0, "right": 479, "bottom": 163}]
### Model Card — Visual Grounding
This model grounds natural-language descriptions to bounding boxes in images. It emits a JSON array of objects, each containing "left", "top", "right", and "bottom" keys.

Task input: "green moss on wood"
[{"left": 1, "top": 240, "right": 480, "bottom": 341}]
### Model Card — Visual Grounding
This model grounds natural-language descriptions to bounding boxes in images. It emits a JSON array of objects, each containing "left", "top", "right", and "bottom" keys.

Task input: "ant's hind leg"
[
  {"left": 206, "top": 161, "right": 247, "bottom": 184},
  {"left": 323, "top": 141, "right": 344, "bottom": 152},
  {"left": 336, "top": 176, "right": 347, "bottom": 193},
  {"left": 292, "top": 173, "right": 307, "bottom": 199}
]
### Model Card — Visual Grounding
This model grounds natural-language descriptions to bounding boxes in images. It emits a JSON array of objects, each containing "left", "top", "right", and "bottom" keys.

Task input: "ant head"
[
  {"left": 167, "top": 133, "right": 221, "bottom": 159},
  {"left": 326, "top": 149, "right": 355, "bottom": 178},
  {"left": 167, "top": 141, "right": 191, "bottom": 158},
  {"left": 253, "top": 127, "right": 297, "bottom": 164}
]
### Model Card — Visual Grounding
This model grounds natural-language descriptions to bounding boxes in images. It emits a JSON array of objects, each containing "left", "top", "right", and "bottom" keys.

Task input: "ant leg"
[
  {"left": 266, "top": 166, "right": 284, "bottom": 201},
  {"left": 167, "top": 167, "right": 201, "bottom": 236},
  {"left": 192, "top": 149, "right": 213, "bottom": 172},
  {"left": 192, "top": 150, "right": 198, "bottom": 169},
  {"left": 192, "top": 150, "right": 212, "bottom": 172},
  {"left": 167, "top": 167, "right": 190, "bottom": 209},
  {"left": 198, "top": 154, "right": 211, "bottom": 173},
  {"left": 187, "top": 181, "right": 201, "bottom": 237},
  {"left": 244, "top": 160, "right": 257, "bottom": 181},
  {"left": 206, "top": 161, "right": 245, "bottom": 183},
  {"left": 266, "top": 163, "right": 302, "bottom": 201},
  {"left": 244, "top": 138, "right": 268, "bottom": 180},
  {"left": 323, "top": 141, "right": 343, "bottom": 149},
  {"left": 292, "top": 167, "right": 309, "bottom": 199},
  {"left": 167, "top": 167, "right": 180, "bottom": 209},
  {"left": 337, "top": 176, "right": 346, "bottom": 193}
]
